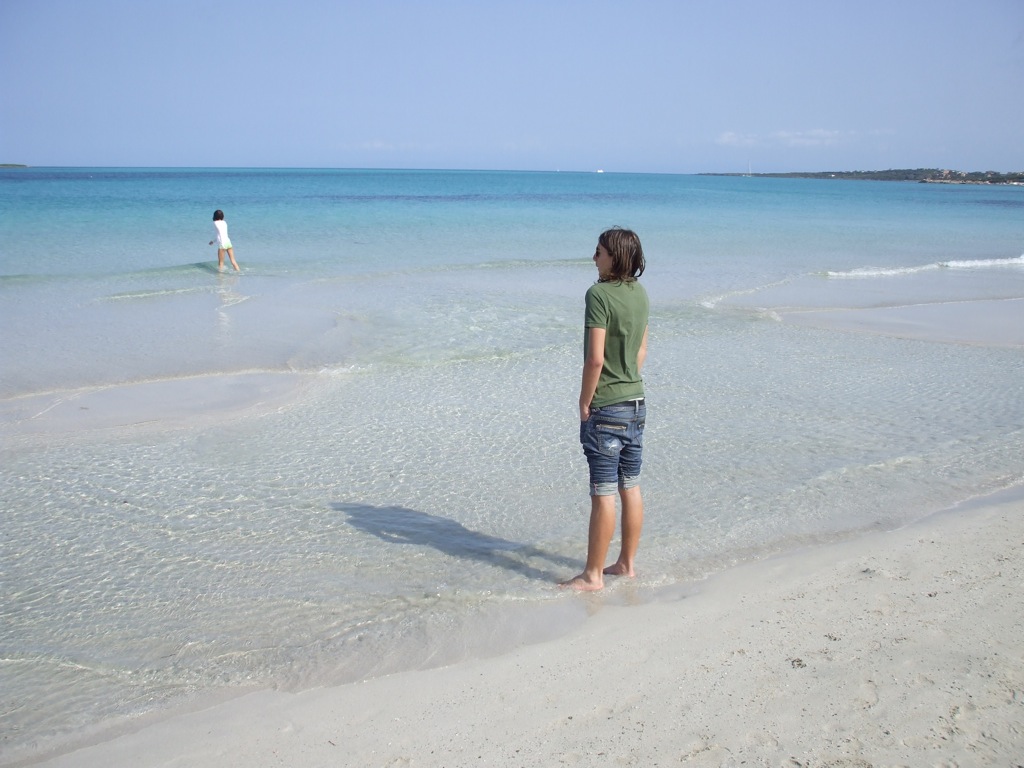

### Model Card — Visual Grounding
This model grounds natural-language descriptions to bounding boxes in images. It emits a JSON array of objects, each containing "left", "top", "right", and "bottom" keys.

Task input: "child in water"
[
  {"left": 209, "top": 210, "right": 240, "bottom": 272},
  {"left": 561, "top": 227, "right": 649, "bottom": 591}
]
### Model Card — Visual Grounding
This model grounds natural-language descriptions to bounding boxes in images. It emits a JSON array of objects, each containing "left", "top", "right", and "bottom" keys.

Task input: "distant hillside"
[{"left": 704, "top": 168, "right": 1024, "bottom": 185}]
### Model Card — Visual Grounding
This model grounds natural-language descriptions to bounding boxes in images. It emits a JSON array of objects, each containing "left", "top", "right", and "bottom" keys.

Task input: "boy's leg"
[
  {"left": 606, "top": 402, "right": 645, "bottom": 577},
  {"left": 561, "top": 493, "right": 616, "bottom": 591},
  {"left": 604, "top": 485, "right": 643, "bottom": 577}
]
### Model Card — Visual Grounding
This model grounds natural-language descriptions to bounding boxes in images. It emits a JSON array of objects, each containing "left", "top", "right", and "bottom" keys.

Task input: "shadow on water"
[{"left": 331, "top": 502, "right": 579, "bottom": 583}]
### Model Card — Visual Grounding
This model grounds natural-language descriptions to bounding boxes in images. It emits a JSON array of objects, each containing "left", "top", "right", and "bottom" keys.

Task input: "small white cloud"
[
  {"left": 771, "top": 129, "right": 848, "bottom": 147},
  {"left": 715, "top": 131, "right": 759, "bottom": 148},
  {"left": 717, "top": 129, "right": 870, "bottom": 150},
  {"left": 350, "top": 139, "right": 439, "bottom": 154}
]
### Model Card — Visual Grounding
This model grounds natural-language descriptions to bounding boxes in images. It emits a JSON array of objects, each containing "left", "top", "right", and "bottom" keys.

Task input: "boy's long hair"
[{"left": 598, "top": 227, "right": 645, "bottom": 282}]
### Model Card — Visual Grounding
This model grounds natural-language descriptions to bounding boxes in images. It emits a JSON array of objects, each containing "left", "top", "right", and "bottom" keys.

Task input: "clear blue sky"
[{"left": 2, "top": 0, "right": 1022, "bottom": 173}]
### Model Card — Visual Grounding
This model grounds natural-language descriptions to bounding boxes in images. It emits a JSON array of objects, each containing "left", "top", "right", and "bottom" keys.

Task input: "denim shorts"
[{"left": 580, "top": 399, "right": 646, "bottom": 496}]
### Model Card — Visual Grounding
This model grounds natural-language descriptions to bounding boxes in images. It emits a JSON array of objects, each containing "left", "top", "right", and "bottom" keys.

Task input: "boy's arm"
[{"left": 579, "top": 326, "right": 606, "bottom": 421}]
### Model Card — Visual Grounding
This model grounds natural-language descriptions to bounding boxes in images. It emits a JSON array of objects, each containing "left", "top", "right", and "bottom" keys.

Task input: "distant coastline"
[
  {"left": 2, "top": 165, "right": 1021, "bottom": 184},
  {"left": 703, "top": 168, "right": 1024, "bottom": 185}
]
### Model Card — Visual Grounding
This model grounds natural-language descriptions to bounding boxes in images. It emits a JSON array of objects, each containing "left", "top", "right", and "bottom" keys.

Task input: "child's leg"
[
  {"left": 604, "top": 485, "right": 643, "bottom": 577},
  {"left": 560, "top": 492, "right": 617, "bottom": 591},
  {"left": 217, "top": 249, "right": 226, "bottom": 270},
  {"left": 226, "top": 247, "right": 240, "bottom": 271}
]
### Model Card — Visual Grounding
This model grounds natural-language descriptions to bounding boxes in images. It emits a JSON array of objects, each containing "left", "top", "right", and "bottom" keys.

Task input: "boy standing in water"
[
  {"left": 562, "top": 227, "right": 649, "bottom": 591},
  {"left": 209, "top": 209, "right": 240, "bottom": 272}
]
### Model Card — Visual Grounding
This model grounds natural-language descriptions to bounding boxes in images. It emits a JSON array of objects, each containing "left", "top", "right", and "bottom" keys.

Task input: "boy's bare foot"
[
  {"left": 603, "top": 562, "right": 635, "bottom": 578},
  {"left": 559, "top": 573, "right": 603, "bottom": 591}
]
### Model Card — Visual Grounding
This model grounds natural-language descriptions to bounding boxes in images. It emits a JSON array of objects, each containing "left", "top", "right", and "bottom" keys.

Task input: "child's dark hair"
[
  {"left": 212, "top": 210, "right": 225, "bottom": 221},
  {"left": 598, "top": 227, "right": 645, "bottom": 282}
]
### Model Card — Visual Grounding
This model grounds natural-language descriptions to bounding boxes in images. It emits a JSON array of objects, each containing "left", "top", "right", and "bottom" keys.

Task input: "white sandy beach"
[{"left": 30, "top": 488, "right": 1023, "bottom": 767}]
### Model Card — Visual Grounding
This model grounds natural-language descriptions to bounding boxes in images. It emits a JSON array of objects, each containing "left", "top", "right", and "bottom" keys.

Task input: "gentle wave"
[
  {"left": 827, "top": 255, "right": 1024, "bottom": 278},
  {"left": 826, "top": 264, "right": 943, "bottom": 278},
  {"left": 699, "top": 278, "right": 795, "bottom": 309},
  {"left": 0, "top": 273, "right": 53, "bottom": 286},
  {"left": 0, "top": 261, "right": 226, "bottom": 282},
  {"left": 97, "top": 285, "right": 214, "bottom": 302},
  {"left": 943, "top": 255, "right": 1024, "bottom": 269},
  {"left": 137, "top": 261, "right": 234, "bottom": 277}
]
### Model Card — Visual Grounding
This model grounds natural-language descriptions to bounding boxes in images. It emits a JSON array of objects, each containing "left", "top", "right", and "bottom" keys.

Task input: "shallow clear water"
[{"left": 2, "top": 169, "right": 1023, "bottom": 762}]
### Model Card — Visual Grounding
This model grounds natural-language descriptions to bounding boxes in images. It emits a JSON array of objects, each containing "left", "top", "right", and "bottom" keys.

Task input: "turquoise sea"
[{"left": 2, "top": 168, "right": 1023, "bottom": 763}]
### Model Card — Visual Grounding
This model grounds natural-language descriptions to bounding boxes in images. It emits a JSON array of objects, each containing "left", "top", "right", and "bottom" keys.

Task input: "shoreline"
[
  {"left": 0, "top": 372, "right": 316, "bottom": 438},
  {"left": 4, "top": 294, "right": 1021, "bottom": 439},
  {"left": 26, "top": 485, "right": 1024, "bottom": 766},
  {"left": 778, "top": 297, "right": 1024, "bottom": 348}
]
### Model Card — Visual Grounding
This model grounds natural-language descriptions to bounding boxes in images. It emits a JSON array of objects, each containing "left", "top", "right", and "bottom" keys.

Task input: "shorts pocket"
[{"left": 589, "top": 420, "right": 626, "bottom": 457}]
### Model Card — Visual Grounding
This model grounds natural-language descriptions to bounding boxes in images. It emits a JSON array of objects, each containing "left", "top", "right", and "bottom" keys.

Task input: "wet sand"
[
  {"left": 33, "top": 490, "right": 1024, "bottom": 766},
  {"left": 0, "top": 373, "right": 314, "bottom": 437},
  {"left": 781, "top": 297, "right": 1024, "bottom": 348}
]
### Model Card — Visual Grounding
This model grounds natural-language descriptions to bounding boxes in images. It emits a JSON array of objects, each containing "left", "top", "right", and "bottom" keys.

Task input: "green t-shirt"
[{"left": 584, "top": 279, "right": 649, "bottom": 408}]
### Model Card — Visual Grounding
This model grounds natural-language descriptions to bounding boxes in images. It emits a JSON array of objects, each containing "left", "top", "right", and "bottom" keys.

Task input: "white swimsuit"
[{"left": 213, "top": 219, "right": 232, "bottom": 249}]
